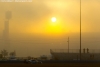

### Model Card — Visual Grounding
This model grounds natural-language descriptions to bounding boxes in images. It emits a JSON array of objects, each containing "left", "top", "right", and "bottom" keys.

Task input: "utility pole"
[{"left": 67, "top": 37, "right": 69, "bottom": 53}]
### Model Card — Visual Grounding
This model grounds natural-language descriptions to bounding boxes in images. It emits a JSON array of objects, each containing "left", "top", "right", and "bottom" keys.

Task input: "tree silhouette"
[
  {"left": 9, "top": 51, "right": 16, "bottom": 57},
  {"left": 1, "top": 49, "right": 8, "bottom": 58}
]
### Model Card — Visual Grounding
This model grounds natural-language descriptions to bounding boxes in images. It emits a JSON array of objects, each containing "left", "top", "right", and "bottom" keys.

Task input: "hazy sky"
[{"left": 0, "top": 0, "right": 100, "bottom": 57}]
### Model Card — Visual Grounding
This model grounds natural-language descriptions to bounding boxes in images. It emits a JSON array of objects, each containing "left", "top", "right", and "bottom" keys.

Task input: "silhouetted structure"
[
  {"left": 5, "top": 11, "right": 12, "bottom": 20},
  {"left": 3, "top": 11, "right": 12, "bottom": 51},
  {"left": 50, "top": 49, "right": 100, "bottom": 61},
  {"left": 83, "top": 48, "right": 85, "bottom": 53}
]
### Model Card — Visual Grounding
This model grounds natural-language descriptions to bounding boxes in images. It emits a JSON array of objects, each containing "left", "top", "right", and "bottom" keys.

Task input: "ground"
[{"left": 0, "top": 63, "right": 100, "bottom": 67}]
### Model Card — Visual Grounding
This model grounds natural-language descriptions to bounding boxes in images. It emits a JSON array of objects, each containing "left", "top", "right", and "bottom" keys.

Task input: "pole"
[
  {"left": 80, "top": 0, "right": 82, "bottom": 61},
  {"left": 68, "top": 37, "right": 69, "bottom": 53}
]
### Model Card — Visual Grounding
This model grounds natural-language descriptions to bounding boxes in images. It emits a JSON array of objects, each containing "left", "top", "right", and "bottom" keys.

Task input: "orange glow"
[{"left": 44, "top": 17, "right": 65, "bottom": 35}]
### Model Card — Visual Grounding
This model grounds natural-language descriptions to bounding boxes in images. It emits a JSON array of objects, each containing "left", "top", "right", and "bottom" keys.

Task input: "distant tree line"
[{"left": 0, "top": 49, "right": 16, "bottom": 59}]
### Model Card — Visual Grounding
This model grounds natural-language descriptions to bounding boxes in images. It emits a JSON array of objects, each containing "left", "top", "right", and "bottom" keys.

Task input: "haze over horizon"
[{"left": 0, "top": 0, "right": 100, "bottom": 57}]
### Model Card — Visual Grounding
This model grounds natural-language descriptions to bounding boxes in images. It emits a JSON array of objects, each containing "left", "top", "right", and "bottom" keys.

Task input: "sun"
[{"left": 51, "top": 17, "right": 56, "bottom": 22}]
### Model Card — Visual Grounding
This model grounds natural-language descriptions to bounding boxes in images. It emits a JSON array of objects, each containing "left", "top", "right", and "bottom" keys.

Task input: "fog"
[{"left": 0, "top": 0, "right": 100, "bottom": 57}]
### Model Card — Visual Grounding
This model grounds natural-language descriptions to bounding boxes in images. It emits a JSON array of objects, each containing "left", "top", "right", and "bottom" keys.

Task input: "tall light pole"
[{"left": 80, "top": 0, "right": 82, "bottom": 61}]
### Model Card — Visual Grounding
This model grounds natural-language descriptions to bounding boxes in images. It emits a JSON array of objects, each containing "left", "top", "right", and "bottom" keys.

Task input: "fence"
[{"left": 50, "top": 49, "right": 100, "bottom": 53}]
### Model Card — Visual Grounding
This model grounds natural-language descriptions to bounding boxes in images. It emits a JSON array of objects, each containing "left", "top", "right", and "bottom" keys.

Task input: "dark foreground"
[{"left": 0, "top": 63, "right": 100, "bottom": 67}]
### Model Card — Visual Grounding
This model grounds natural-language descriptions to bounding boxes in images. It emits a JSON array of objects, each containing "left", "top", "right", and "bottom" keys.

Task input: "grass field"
[{"left": 0, "top": 63, "right": 100, "bottom": 67}]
